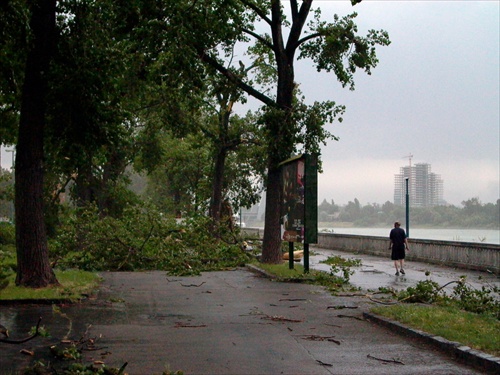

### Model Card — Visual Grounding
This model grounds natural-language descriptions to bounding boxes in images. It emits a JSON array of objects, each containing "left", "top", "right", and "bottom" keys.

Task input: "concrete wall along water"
[{"left": 242, "top": 228, "right": 500, "bottom": 274}]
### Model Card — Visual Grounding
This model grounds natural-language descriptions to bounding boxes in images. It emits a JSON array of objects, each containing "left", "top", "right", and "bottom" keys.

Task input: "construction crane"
[{"left": 402, "top": 153, "right": 413, "bottom": 169}]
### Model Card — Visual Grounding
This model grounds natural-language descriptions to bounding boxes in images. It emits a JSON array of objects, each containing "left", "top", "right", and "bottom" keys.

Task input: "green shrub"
[
  {"left": 398, "top": 279, "right": 442, "bottom": 304},
  {"left": 452, "top": 277, "right": 500, "bottom": 319},
  {"left": 319, "top": 255, "right": 361, "bottom": 285},
  {"left": 0, "top": 221, "right": 15, "bottom": 245},
  {"left": 396, "top": 275, "right": 500, "bottom": 320}
]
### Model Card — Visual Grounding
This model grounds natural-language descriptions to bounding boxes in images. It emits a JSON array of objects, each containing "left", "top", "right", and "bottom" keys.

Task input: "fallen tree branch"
[{"left": 0, "top": 317, "right": 42, "bottom": 344}]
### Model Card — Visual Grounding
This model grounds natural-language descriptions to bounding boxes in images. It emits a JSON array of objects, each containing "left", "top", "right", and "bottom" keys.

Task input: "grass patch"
[
  {"left": 249, "top": 260, "right": 359, "bottom": 293},
  {"left": 370, "top": 304, "right": 500, "bottom": 356},
  {"left": 252, "top": 261, "right": 309, "bottom": 279},
  {"left": 0, "top": 269, "right": 102, "bottom": 301}
]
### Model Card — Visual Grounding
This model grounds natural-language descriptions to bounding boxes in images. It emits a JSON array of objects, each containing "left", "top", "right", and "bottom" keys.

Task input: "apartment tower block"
[{"left": 394, "top": 163, "right": 444, "bottom": 207}]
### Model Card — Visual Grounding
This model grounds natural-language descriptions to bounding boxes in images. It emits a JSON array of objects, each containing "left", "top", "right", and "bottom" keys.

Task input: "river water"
[{"left": 319, "top": 227, "right": 500, "bottom": 245}]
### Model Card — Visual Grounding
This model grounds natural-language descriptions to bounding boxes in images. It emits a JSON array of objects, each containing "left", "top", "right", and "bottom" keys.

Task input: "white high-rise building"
[{"left": 394, "top": 163, "right": 444, "bottom": 207}]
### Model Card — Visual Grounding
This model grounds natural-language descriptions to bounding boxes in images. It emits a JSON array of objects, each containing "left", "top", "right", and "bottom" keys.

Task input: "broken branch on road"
[
  {"left": 367, "top": 354, "right": 405, "bottom": 365},
  {"left": 301, "top": 335, "right": 341, "bottom": 345},
  {"left": 0, "top": 317, "right": 42, "bottom": 345},
  {"left": 261, "top": 315, "right": 302, "bottom": 323}
]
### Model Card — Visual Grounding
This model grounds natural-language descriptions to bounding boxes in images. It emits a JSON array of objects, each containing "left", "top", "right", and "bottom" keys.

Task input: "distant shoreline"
[
  {"left": 317, "top": 222, "right": 500, "bottom": 230},
  {"left": 248, "top": 221, "right": 499, "bottom": 230}
]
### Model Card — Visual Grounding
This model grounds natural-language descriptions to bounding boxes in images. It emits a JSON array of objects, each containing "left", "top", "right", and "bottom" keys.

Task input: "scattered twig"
[
  {"left": 180, "top": 282, "right": 206, "bottom": 287},
  {"left": 279, "top": 298, "right": 307, "bottom": 301},
  {"left": 165, "top": 278, "right": 181, "bottom": 282},
  {"left": 316, "top": 360, "right": 333, "bottom": 367},
  {"left": 301, "top": 334, "right": 333, "bottom": 341},
  {"left": 324, "top": 323, "right": 342, "bottom": 328},
  {"left": 174, "top": 322, "right": 207, "bottom": 328},
  {"left": 117, "top": 362, "right": 128, "bottom": 375},
  {"left": 261, "top": 315, "right": 302, "bottom": 323},
  {"left": 367, "top": 354, "right": 405, "bottom": 365},
  {"left": 368, "top": 297, "right": 399, "bottom": 305},
  {"left": 372, "top": 290, "right": 396, "bottom": 296},
  {"left": 327, "top": 305, "right": 358, "bottom": 310},
  {"left": 301, "top": 335, "right": 341, "bottom": 345},
  {"left": 336, "top": 314, "right": 365, "bottom": 321},
  {"left": 81, "top": 345, "right": 109, "bottom": 352},
  {"left": 328, "top": 338, "right": 341, "bottom": 345},
  {"left": 436, "top": 280, "right": 462, "bottom": 292}
]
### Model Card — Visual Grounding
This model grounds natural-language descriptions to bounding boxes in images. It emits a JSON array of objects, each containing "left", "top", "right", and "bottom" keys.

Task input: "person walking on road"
[{"left": 389, "top": 221, "right": 409, "bottom": 276}]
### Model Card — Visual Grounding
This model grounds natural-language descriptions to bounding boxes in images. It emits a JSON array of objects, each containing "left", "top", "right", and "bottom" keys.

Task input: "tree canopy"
[{"left": 1, "top": 0, "right": 391, "bottom": 286}]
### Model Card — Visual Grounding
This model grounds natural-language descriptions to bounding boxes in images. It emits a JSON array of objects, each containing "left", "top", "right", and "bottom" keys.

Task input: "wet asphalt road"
[{"left": 1, "top": 251, "right": 496, "bottom": 374}]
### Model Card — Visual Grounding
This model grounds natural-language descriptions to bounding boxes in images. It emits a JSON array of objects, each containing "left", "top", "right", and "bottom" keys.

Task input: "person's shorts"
[{"left": 391, "top": 244, "right": 406, "bottom": 260}]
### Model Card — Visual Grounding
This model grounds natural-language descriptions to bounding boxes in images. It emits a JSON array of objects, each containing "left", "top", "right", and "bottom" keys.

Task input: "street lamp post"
[{"left": 405, "top": 177, "right": 410, "bottom": 237}]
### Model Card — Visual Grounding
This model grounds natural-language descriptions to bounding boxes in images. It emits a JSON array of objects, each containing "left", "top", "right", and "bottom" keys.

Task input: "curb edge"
[{"left": 363, "top": 311, "right": 500, "bottom": 374}]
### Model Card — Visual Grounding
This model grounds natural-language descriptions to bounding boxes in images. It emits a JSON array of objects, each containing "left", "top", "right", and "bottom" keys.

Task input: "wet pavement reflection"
[{"left": 309, "top": 247, "right": 500, "bottom": 295}]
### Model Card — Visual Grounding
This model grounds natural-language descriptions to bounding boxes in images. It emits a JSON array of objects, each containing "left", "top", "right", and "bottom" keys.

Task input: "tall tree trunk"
[
  {"left": 209, "top": 147, "right": 227, "bottom": 224},
  {"left": 261, "top": 164, "right": 283, "bottom": 263},
  {"left": 15, "top": 0, "right": 58, "bottom": 287},
  {"left": 259, "top": 0, "right": 300, "bottom": 263}
]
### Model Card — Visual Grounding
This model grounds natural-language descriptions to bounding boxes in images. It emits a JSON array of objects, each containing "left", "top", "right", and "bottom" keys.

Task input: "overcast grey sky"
[
  {"left": 305, "top": 0, "right": 499, "bottom": 206},
  {"left": 1, "top": 1, "right": 498, "bottom": 207}
]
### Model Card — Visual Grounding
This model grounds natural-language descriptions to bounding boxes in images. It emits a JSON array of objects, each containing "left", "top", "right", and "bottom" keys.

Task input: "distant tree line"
[{"left": 318, "top": 197, "right": 500, "bottom": 228}]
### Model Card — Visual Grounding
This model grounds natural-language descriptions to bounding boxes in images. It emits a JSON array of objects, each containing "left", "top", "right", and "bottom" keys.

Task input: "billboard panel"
[{"left": 280, "top": 154, "right": 317, "bottom": 243}]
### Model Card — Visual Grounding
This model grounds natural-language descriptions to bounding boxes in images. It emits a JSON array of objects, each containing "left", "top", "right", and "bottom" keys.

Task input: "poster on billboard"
[{"left": 280, "top": 154, "right": 318, "bottom": 244}]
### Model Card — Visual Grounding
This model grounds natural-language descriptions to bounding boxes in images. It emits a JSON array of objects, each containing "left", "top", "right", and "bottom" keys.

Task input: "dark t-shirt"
[{"left": 390, "top": 227, "right": 407, "bottom": 247}]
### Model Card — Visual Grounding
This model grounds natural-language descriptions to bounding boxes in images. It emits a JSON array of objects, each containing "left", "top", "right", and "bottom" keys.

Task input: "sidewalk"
[
  {"left": 308, "top": 246, "right": 500, "bottom": 294},
  {"left": 0, "top": 263, "right": 496, "bottom": 374}
]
